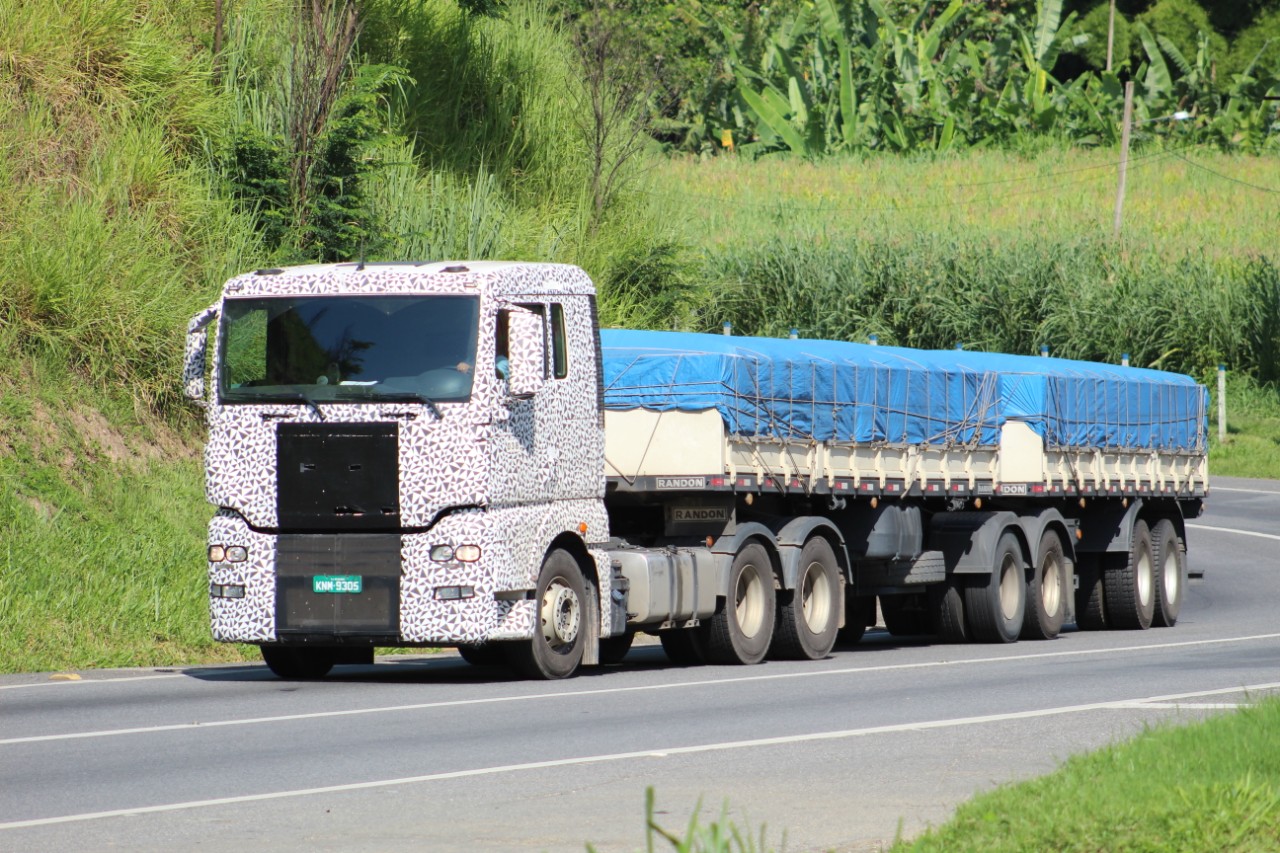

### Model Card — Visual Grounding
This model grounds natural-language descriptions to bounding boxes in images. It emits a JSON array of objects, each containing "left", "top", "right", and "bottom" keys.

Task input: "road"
[{"left": 3, "top": 476, "right": 1279, "bottom": 852}]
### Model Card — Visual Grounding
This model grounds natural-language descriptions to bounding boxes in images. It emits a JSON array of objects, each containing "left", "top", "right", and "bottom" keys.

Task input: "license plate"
[{"left": 313, "top": 575, "right": 363, "bottom": 594}]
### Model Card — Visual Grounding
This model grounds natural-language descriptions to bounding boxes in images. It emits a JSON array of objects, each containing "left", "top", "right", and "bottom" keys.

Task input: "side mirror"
[
  {"left": 506, "top": 308, "right": 545, "bottom": 397},
  {"left": 184, "top": 303, "right": 219, "bottom": 402}
]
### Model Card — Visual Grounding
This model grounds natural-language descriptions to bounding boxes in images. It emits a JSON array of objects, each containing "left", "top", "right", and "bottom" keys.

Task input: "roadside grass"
[
  {"left": 608, "top": 699, "right": 1280, "bottom": 852},
  {"left": 898, "top": 697, "right": 1280, "bottom": 852},
  {"left": 1211, "top": 372, "right": 1280, "bottom": 480},
  {"left": 0, "top": 355, "right": 253, "bottom": 674}
]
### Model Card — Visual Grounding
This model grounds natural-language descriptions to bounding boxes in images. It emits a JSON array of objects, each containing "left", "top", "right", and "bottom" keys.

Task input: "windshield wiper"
[
  {"left": 375, "top": 391, "right": 442, "bottom": 420},
  {"left": 277, "top": 390, "right": 326, "bottom": 421}
]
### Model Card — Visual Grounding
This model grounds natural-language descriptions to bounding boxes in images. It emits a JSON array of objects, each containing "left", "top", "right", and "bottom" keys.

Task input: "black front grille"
[
  {"left": 276, "top": 534, "right": 401, "bottom": 635},
  {"left": 277, "top": 422, "right": 400, "bottom": 531}
]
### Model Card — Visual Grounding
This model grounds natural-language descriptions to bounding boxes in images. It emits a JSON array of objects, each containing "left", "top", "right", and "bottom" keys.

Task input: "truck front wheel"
[
  {"left": 964, "top": 531, "right": 1026, "bottom": 643},
  {"left": 706, "top": 542, "right": 776, "bottom": 665},
  {"left": 507, "top": 549, "right": 587, "bottom": 679},
  {"left": 260, "top": 645, "right": 336, "bottom": 680},
  {"left": 772, "top": 536, "right": 840, "bottom": 660}
]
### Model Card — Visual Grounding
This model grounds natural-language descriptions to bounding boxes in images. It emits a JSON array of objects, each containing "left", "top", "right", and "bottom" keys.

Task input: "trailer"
[{"left": 184, "top": 261, "right": 1207, "bottom": 679}]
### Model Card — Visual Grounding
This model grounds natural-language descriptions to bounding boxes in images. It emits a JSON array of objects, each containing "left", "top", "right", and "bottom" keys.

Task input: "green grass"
[
  {"left": 1210, "top": 372, "right": 1280, "bottom": 479},
  {"left": 898, "top": 697, "right": 1280, "bottom": 852}
]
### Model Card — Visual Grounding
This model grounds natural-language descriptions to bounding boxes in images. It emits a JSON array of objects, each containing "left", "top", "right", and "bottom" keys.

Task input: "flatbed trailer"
[{"left": 184, "top": 262, "right": 1206, "bottom": 679}]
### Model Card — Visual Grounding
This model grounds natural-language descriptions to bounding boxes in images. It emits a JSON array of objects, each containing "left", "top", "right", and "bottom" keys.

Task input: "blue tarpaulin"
[{"left": 600, "top": 330, "right": 1208, "bottom": 452}]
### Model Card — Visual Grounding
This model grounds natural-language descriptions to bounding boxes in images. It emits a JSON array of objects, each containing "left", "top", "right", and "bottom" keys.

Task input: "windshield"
[{"left": 218, "top": 295, "right": 481, "bottom": 405}]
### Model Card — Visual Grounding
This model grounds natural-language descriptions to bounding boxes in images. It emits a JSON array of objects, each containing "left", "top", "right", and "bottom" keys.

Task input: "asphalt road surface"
[{"left": 3, "top": 476, "right": 1279, "bottom": 852}]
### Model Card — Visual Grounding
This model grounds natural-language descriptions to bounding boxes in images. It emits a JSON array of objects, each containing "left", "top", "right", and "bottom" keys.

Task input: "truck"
[{"left": 183, "top": 261, "right": 1208, "bottom": 680}]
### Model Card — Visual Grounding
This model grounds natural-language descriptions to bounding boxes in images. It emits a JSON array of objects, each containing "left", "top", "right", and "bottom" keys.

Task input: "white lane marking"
[
  {"left": 4, "top": 681, "right": 1278, "bottom": 831},
  {"left": 1205, "top": 486, "right": 1280, "bottom": 494},
  {"left": 7, "top": 632, "right": 1280, "bottom": 747},
  {"left": 0, "top": 668, "right": 263, "bottom": 692},
  {"left": 1123, "top": 702, "right": 1248, "bottom": 710},
  {"left": 1186, "top": 523, "right": 1280, "bottom": 542}
]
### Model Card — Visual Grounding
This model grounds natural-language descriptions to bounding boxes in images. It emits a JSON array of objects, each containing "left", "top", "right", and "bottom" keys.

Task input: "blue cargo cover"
[{"left": 600, "top": 329, "right": 1208, "bottom": 452}]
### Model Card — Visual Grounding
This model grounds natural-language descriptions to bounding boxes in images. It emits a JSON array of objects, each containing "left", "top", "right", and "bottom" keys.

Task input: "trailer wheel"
[
  {"left": 1103, "top": 519, "right": 1155, "bottom": 630},
  {"left": 931, "top": 582, "right": 968, "bottom": 643},
  {"left": 706, "top": 542, "right": 776, "bottom": 665},
  {"left": 260, "top": 645, "right": 336, "bottom": 680},
  {"left": 881, "top": 595, "right": 931, "bottom": 636},
  {"left": 1151, "top": 519, "right": 1186, "bottom": 627},
  {"left": 1022, "top": 529, "right": 1067, "bottom": 640},
  {"left": 1074, "top": 553, "right": 1107, "bottom": 630},
  {"left": 457, "top": 643, "right": 506, "bottom": 667},
  {"left": 659, "top": 629, "right": 707, "bottom": 665},
  {"left": 836, "top": 592, "right": 873, "bottom": 646},
  {"left": 964, "top": 531, "right": 1026, "bottom": 643},
  {"left": 772, "top": 537, "right": 840, "bottom": 660},
  {"left": 507, "top": 548, "right": 587, "bottom": 679},
  {"left": 598, "top": 631, "right": 636, "bottom": 664}
]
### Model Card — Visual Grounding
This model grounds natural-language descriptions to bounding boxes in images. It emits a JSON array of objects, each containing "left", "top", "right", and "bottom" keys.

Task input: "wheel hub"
[{"left": 540, "top": 581, "right": 580, "bottom": 646}]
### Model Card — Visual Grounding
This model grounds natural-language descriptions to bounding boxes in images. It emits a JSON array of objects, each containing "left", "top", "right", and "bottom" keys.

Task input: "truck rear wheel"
[
  {"left": 659, "top": 629, "right": 708, "bottom": 665},
  {"left": 931, "top": 581, "right": 968, "bottom": 643},
  {"left": 1151, "top": 519, "right": 1185, "bottom": 627},
  {"left": 1022, "top": 529, "right": 1067, "bottom": 640},
  {"left": 1074, "top": 553, "right": 1107, "bottom": 630},
  {"left": 772, "top": 536, "right": 840, "bottom": 660},
  {"left": 507, "top": 549, "right": 587, "bottom": 679},
  {"left": 706, "top": 542, "right": 776, "bottom": 665},
  {"left": 260, "top": 645, "right": 336, "bottom": 680},
  {"left": 964, "top": 531, "right": 1026, "bottom": 643},
  {"left": 1103, "top": 519, "right": 1155, "bottom": 630},
  {"left": 881, "top": 595, "right": 930, "bottom": 636},
  {"left": 598, "top": 631, "right": 636, "bottom": 664}
]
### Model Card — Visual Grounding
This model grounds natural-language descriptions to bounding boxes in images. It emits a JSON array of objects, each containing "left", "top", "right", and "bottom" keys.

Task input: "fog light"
[
  {"left": 429, "top": 544, "right": 454, "bottom": 562},
  {"left": 210, "top": 583, "right": 246, "bottom": 599},
  {"left": 226, "top": 546, "right": 248, "bottom": 563},
  {"left": 434, "top": 585, "right": 475, "bottom": 600},
  {"left": 208, "top": 545, "right": 226, "bottom": 563},
  {"left": 454, "top": 544, "right": 481, "bottom": 562}
]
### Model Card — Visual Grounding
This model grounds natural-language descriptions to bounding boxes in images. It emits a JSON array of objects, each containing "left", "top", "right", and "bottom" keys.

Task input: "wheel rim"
[
  {"left": 539, "top": 578, "right": 581, "bottom": 649},
  {"left": 1040, "top": 552, "right": 1062, "bottom": 617},
  {"left": 799, "top": 560, "right": 834, "bottom": 633},
  {"left": 1161, "top": 546, "right": 1179, "bottom": 603},
  {"left": 999, "top": 553, "right": 1021, "bottom": 621},
  {"left": 1136, "top": 546, "right": 1153, "bottom": 607},
  {"left": 735, "top": 563, "right": 766, "bottom": 639}
]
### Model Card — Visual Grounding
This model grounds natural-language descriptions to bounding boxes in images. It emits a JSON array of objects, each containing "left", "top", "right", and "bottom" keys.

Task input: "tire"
[
  {"left": 931, "top": 581, "right": 969, "bottom": 643},
  {"left": 771, "top": 537, "right": 841, "bottom": 660},
  {"left": 457, "top": 643, "right": 507, "bottom": 667},
  {"left": 836, "top": 592, "right": 873, "bottom": 647},
  {"left": 1103, "top": 519, "right": 1155, "bottom": 630},
  {"left": 1022, "top": 529, "right": 1067, "bottom": 640},
  {"left": 963, "top": 531, "right": 1026, "bottom": 643},
  {"left": 506, "top": 549, "right": 588, "bottom": 679},
  {"left": 1074, "top": 552, "right": 1107, "bottom": 631},
  {"left": 881, "top": 595, "right": 931, "bottom": 636},
  {"left": 705, "top": 542, "right": 776, "bottom": 665},
  {"left": 1151, "top": 519, "right": 1186, "bottom": 627},
  {"left": 659, "top": 629, "right": 707, "bottom": 666},
  {"left": 598, "top": 631, "right": 636, "bottom": 665},
  {"left": 260, "top": 645, "right": 336, "bottom": 680}
]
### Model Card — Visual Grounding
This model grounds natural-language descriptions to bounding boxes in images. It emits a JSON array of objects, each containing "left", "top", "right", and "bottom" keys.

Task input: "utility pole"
[{"left": 1113, "top": 80, "right": 1134, "bottom": 239}]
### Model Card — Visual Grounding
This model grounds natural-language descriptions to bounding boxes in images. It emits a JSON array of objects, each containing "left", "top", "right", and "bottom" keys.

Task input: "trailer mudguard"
[
  {"left": 769, "top": 517, "right": 850, "bottom": 590},
  {"left": 708, "top": 522, "right": 779, "bottom": 597},
  {"left": 1013, "top": 508, "right": 1078, "bottom": 564},
  {"left": 929, "top": 511, "right": 1024, "bottom": 575},
  {"left": 1076, "top": 498, "right": 1144, "bottom": 555}
]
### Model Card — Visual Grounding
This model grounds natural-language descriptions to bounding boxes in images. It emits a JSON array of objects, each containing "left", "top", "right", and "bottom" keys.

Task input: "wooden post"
[
  {"left": 1218, "top": 364, "right": 1227, "bottom": 444},
  {"left": 1113, "top": 80, "right": 1134, "bottom": 239},
  {"left": 1106, "top": 0, "right": 1116, "bottom": 73}
]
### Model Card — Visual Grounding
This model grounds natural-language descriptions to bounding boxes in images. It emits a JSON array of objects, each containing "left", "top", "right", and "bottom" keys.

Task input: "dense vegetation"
[{"left": 0, "top": 0, "right": 1277, "bottom": 674}]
